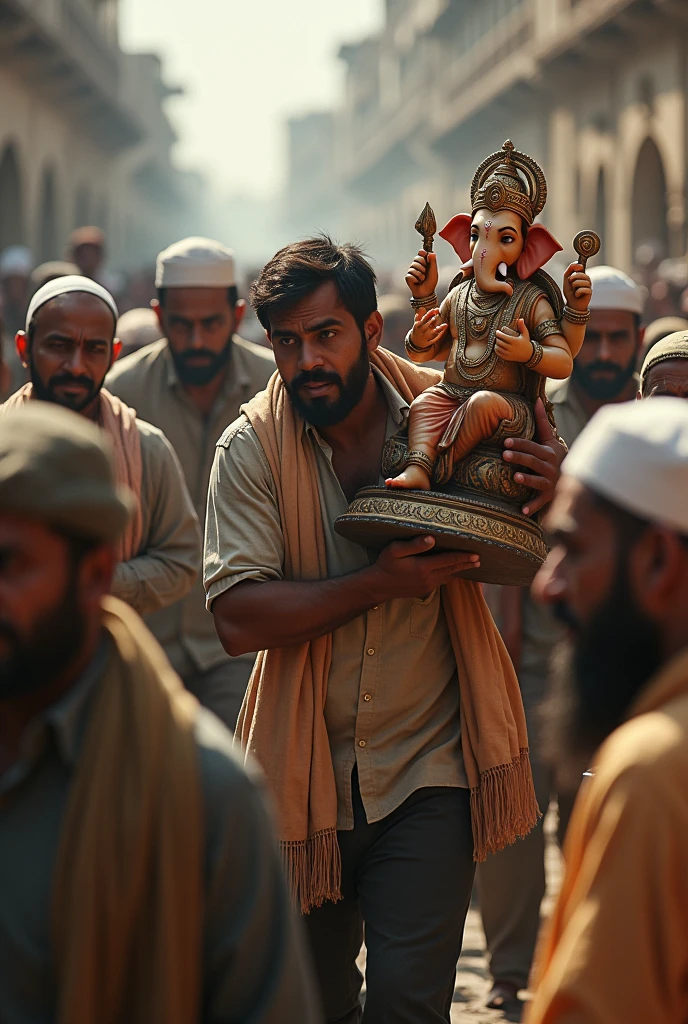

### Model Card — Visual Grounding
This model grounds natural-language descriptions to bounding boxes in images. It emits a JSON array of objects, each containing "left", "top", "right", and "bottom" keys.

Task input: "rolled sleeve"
[{"left": 203, "top": 417, "right": 284, "bottom": 610}]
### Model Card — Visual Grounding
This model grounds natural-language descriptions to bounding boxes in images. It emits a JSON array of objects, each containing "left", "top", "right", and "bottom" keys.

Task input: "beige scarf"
[
  {"left": 54, "top": 597, "right": 203, "bottom": 1024},
  {"left": 2, "top": 384, "right": 143, "bottom": 562},
  {"left": 237, "top": 347, "right": 539, "bottom": 913}
]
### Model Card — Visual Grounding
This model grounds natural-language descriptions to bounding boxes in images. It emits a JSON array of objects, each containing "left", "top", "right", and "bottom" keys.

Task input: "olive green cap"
[{"left": 0, "top": 403, "right": 134, "bottom": 542}]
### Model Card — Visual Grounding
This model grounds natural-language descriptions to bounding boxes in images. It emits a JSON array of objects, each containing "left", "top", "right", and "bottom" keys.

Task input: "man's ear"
[
  {"left": 233, "top": 298, "right": 247, "bottom": 332},
  {"left": 365, "top": 310, "right": 384, "bottom": 352},
  {"left": 629, "top": 525, "right": 686, "bottom": 618},
  {"left": 15, "top": 330, "right": 29, "bottom": 368},
  {"left": 439, "top": 214, "right": 472, "bottom": 263},
  {"left": 516, "top": 224, "right": 563, "bottom": 279},
  {"left": 150, "top": 298, "right": 164, "bottom": 330},
  {"left": 111, "top": 338, "right": 122, "bottom": 365}
]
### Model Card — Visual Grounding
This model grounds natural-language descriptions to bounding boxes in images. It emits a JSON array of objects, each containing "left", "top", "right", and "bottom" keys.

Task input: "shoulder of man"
[
  {"left": 106, "top": 338, "right": 169, "bottom": 393},
  {"left": 214, "top": 414, "right": 275, "bottom": 490},
  {"left": 134, "top": 415, "right": 184, "bottom": 472}
]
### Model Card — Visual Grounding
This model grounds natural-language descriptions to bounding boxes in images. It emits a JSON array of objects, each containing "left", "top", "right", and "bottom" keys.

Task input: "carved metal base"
[{"left": 334, "top": 486, "right": 547, "bottom": 586}]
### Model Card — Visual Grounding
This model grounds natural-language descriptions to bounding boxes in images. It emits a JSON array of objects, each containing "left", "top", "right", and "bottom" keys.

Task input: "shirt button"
[
  {"left": 363, "top": 693, "right": 372, "bottom": 702},
  {"left": 366, "top": 648, "right": 375, "bottom": 656},
  {"left": 358, "top": 739, "right": 367, "bottom": 748}
]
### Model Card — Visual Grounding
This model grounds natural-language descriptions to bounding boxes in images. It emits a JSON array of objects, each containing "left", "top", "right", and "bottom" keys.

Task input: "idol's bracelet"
[
  {"left": 525, "top": 339, "right": 544, "bottom": 369},
  {"left": 404, "top": 449, "right": 434, "bottom": 476},
  {"left": 409, "top": 291, "right": 438, "bottom": 311},
  {"left": 563, "top": 304, "right": 591, "bottom": 325},
  {"left": 405, "top": 331, "right": 436, "bottom": 355}
]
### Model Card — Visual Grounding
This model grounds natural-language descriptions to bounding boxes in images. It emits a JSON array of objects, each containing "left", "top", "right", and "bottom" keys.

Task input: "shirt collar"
[{"left": 303, "top": 366, "right": 409, "bottom": 443}]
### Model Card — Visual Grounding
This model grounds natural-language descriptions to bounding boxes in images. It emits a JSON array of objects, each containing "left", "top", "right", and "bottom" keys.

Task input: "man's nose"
[
  {"left": 596, "top": 334, "right": 615, "bottom": 362},
  {"left": 190, "top": 323, "right": 205, "bottom": 349},
  {"left": 66, "top": 343, "right": 87, "bottom": 375},
  {"left": 298, "top": 339, "right": 324, "bottom": 371},
  {"left": 532, "top": 546, "right": 567, "bottom": 606}
]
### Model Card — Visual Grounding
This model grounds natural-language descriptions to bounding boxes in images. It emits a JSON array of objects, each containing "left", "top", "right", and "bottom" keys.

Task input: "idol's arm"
[
  {"left": 495, "top": 297, "right": 573, "bottom": 380},
  {"left": 561, "top": 261, "right": 593, "bottom": 359},
  {"left": 212, "top": 539, "right": 479, "bottom": 656}
]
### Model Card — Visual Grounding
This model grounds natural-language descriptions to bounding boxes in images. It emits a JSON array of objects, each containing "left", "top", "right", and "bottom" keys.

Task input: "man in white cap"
[
  {"left": 3, "top": 276, "right": 200, "bottom": 617},
  {"left": 106, "top": 237, "right": 274, "bottom": 730},
  {"left": 526, "top": 398, "right": 688, "bottom": 1024},
  {"left": 477, "top": 263, "right": 646, "bottom": 1016}
]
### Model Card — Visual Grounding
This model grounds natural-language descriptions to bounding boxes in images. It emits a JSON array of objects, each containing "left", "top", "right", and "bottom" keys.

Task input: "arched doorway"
[
  {"left": 38, "top": 166, "right": 59, "bottom": 262},
  {"left": 0, "top": 143, "right": 25, "bottom": 251},
  {"left": 594, "top": 167, "right": 607, "bottom": 263},
  {"left": 631, "top": 137, "right": 668, "bottom": 258}
]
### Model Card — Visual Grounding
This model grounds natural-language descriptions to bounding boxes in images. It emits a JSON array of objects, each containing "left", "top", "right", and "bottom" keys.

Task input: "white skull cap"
[
  {"left": 156, "top": 237, "right": 236, "bottom": 289},
  {"left": 563, "top": 397, "right": 688, "bottom": 535},
  {"left": 26, "top": 275, "right": 118, "bottom": 332},
  {"left": 587, "top": 264, "right": 644, "bottom": 316}
]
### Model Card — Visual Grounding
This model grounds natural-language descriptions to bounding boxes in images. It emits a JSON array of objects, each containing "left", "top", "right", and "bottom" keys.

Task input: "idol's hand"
[
  {"left": 405, "top": 249, "right": 439, "bottom": 299},
  {"left": 502, "top": 399, "right": 567, "bottom": 516},
  {"left": 563, "top": 262, "right": 592, "bottom": 311},
  {"left": 410, "top": 307, "right": 448, "bottom": 351},
  {"left": 495, "top": 318, "right": 532, "bottom": 363}
]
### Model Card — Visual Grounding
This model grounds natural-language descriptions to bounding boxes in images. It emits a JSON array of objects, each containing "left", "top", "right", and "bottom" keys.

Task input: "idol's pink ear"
[
  {"left": 516, "top": 223, "right": 563, "bottom": 279},
  {"left": 439, "top": 214, "right": 472, "bottom": 264}
]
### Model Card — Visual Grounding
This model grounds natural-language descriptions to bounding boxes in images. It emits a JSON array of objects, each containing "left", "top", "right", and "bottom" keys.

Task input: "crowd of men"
[{"left": 0, "top": 222, "right": 687, "bottom": 1024}]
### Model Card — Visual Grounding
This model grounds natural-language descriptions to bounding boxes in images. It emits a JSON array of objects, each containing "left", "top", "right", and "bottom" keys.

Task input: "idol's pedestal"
[{"left": 334, "top": 434, "right": 547, "bottom": 586}]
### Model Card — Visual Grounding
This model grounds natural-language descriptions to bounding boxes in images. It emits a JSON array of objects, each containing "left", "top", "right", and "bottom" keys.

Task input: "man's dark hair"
[
  {"left": 157, "top": 286, "right": 238, "bottom": 308},
  {"left": 250, "top": 235, "right": 377, "bottom": 333}
]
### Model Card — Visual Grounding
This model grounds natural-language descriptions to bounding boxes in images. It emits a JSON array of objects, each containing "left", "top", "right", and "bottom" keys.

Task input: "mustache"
[
  {"left": 290, "top": 369, "right": 343, "bottom": 392},
  {"left": 551, "top": 600, "right": 581, "bottom": 631},
  {"left": 48, "top": 372, "right": 96, "bottom": 390},
  {"left": 174, "top": 349, "right": 220, "bottom": 363},
  {"left": 580, "top": 361, "right": 625, "bottom": 377}
]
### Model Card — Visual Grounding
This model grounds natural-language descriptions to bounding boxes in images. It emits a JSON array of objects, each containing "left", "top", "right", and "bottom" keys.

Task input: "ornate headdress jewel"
[{"left": 470, "top": 139, "right": 547, "bottom": 226}]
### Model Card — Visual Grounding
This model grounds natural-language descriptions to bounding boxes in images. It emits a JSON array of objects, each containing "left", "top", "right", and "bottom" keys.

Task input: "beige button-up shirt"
[
  {"left": 204, "top": 370, "right": 466, "bottom": 830},
  {"left": 107, "top": 336, "right": 275, "bottom": 672}
]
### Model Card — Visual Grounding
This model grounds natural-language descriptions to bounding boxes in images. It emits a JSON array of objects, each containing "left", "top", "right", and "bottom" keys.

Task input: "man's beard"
[
  {"left": 572, "top": 356, "right": 636, "bottom": 401},
  {"left": 170, "top": 339, "right": 232, "bottom": 386},
  {"left": 540, "top": 558, "right": 662, "bottom": 788},
  {"left": 30, "top": 356, "right": 102, "bottom": 413},
  {"left": 285, "top": 338, "right": 371, "bottom": 428},
  {"left": 0, "top": 568, "right": 86, "bottom": 699}
]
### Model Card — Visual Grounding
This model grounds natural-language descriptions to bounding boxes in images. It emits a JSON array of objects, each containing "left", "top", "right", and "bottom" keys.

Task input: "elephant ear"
[
  {"left": 516, "top": 223, "right": 563, "bottom": 279},
  {"left": 439, "top": 214, "right": 472, "bottom": 263}
]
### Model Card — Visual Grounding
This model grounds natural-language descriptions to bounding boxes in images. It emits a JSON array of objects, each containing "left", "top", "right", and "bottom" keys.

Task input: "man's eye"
[
  {"left": 279, "top": 337, "right": 296, "bottom": 346},
  {"left": 320, "top": 330, "right": 336, "bottom": 340}
]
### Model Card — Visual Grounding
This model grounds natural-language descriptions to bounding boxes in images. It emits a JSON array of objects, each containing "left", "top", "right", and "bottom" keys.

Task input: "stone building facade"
[
  {"left": 330, "top": 0, "right": 688, "bottom": 277},
  {"left": 0, "top": 0, "right": 201, "bottom": 270}
]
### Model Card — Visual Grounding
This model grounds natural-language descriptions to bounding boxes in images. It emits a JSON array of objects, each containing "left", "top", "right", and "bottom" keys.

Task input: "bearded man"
[
  {"left": 4, "top": 276, "right": 199, "bottom": 616},
  {"left": 526, "top": 398, "right": 688, "bottom": 1024},
  {"left": 0, "top": 402, "right": 320, "bottom": 1023},
  {"left": 476, "top": 264, "right": 646, "bottom": 1016},
  {"left": 107, "top": 238, "right": 275, "bottom": 730},
  {"left": 203, "top": 236, "right": 546, "bottom": 1023}
]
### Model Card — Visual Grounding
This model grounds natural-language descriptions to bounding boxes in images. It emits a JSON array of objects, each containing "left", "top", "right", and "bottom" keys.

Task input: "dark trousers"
[{"left": 303, "top": 775, "right": 474, "bottom": 1023}]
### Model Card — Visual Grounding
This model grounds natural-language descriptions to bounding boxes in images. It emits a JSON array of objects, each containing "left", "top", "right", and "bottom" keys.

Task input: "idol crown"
[{"left": 471, "top": 139, "right": 547, "bottom": 226}]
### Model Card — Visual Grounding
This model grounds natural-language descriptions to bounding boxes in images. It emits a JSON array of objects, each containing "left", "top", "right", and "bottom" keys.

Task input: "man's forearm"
[{"left": 212, "top": 569, "right": 384, "bottom": 656}]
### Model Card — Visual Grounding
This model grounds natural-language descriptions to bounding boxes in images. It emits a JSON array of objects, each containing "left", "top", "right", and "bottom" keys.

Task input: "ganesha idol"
[{"left": 335, "top": 140, "right": 599, "bottom": 585}]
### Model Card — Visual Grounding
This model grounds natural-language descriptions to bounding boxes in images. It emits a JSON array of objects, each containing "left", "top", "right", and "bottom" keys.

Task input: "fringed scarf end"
[
  {"left": 281, "top": 828, "right": 342, "bottom": 915},
  {"left": 471, "top": 747, "right": 541, "bottom": 862}
]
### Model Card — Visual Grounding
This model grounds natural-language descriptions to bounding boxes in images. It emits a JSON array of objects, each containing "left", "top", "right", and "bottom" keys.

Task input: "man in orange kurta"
[{"left": 526, "top": 397, "right": 688, "bottom": 1024}]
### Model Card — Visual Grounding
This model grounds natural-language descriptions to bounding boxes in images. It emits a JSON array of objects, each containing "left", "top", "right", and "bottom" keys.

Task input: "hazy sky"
[{"left": 119, "top": 0, "right": 383, "bottom": 199}]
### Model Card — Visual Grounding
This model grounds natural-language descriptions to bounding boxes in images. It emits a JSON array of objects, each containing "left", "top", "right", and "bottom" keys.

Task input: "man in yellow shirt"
[{"left": 526, "top": 397, "right": 688, "bottom": 1024}]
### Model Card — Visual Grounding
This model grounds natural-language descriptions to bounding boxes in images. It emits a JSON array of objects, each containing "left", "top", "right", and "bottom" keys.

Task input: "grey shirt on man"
[{"left": 204, "top": 370, "right": 466, "bottom": 832}]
